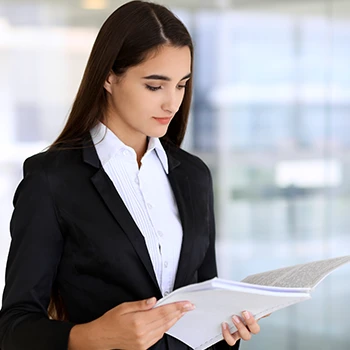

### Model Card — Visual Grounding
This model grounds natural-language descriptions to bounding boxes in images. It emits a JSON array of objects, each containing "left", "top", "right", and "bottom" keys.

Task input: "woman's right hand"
[{"left": 68, "top": 297, "right": 195, "bottom": 350}]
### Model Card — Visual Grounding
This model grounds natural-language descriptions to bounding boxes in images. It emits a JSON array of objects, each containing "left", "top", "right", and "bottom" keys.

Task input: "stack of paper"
[{"left": 155, "top": 255, "right": 350, "bottom": 350}]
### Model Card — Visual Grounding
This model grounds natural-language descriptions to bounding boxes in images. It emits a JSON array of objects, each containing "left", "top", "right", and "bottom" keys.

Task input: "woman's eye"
[
  {"left": 177, "top": 85, "right": 186, "bottom": 90},
  {"left": 146, "top": 85, "right": 161, "bottom": 91}
]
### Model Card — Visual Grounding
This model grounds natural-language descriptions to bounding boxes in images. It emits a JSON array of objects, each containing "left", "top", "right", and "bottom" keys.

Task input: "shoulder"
[
  {"left": 173, "top": 146, "right": 210, "bottom": 172},
  {"left": 23, "top": 147, "right": 82, "bottom": 176},
  {"left": 163, "top": 141, "right": 212, "bottom": 182},
  {"left": 14, "top": 147, "right": 85, "bottom": 204}
]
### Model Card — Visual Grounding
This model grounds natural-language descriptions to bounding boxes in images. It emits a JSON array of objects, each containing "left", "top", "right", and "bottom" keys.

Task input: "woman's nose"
[{"left": 161, "top": 92, "right": 178, "bottom": 115}]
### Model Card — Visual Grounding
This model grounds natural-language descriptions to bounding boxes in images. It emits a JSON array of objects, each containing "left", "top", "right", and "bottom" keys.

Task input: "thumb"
[{"left": 119, "top": 297, "right": 157, "bottom": 314}]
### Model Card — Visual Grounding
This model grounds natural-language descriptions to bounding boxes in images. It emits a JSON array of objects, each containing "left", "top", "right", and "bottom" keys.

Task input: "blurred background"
[{"left": 1, "top": 0, "right": 350, "bottom": 348}]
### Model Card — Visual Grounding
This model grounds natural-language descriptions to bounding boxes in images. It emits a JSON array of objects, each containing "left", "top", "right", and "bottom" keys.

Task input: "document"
[{"left": 155, "top": 255, "right": 350, "bottom": 350}]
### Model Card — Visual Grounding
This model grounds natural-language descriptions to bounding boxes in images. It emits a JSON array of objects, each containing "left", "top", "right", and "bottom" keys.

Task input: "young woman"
[{"left": 0, "top": 1, "right": 261, "bottom": 349}]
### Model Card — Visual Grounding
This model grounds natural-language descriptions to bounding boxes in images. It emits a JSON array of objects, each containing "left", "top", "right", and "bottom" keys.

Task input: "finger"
[
  {"left": 157, "top": 308, "right": 186, "bottom": 332},
  {"left": 232, "top": 315, "right": 252, "bottom": 341},
  {"left": 231, "top": 331, "right": 242, "bottom": 343},
  {"left": 242, "top": 311, "right": 260, "bottom": 335},
  {"left": 157, "top": 301, "right": 195, "bottom": 314},
  {"left": 146, "top": 308, "right": 188, "bottom": 345},
  {"left": 221, "top": 322, "right": 240, "bottom": 346},
  {"left": 118, "top": 297, "right": 157, "bottom": 314},
  {"left": 119, "top": 300, "right": 191, "bottom": 349},
  {"left": 150, "top": 301, "right": 195, "bottom": 320},
  {"left": 146, "top": 301, "right": 195, "bottom": 327}
]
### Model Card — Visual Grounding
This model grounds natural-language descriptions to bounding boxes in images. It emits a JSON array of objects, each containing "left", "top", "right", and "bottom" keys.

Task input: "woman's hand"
[
  {"left": 68, "top": 297, "right": 195, "bottom": 350},
  {"left": 221, "top": 311, "right": 261, "bottom": 346}
]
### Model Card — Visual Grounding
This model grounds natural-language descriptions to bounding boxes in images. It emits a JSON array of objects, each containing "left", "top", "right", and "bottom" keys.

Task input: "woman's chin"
[{"left": 147, "top": 126, "right": 169, "bottom": 138}]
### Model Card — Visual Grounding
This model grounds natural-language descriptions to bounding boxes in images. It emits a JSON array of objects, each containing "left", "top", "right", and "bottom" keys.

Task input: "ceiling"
[{"left": 0, "top": 0, "right": 350, "bottom": 27}]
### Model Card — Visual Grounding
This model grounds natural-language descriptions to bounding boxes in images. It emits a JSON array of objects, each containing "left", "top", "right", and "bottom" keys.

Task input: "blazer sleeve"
[
  {"left": 197, "top": 166, "right": 240, "bottom": 350},
  {"left": 197, "top": 166, "right": 218, "bottom": 282},
  {"left": 0, "top": 157, "right": 75, "bottom": 350}
]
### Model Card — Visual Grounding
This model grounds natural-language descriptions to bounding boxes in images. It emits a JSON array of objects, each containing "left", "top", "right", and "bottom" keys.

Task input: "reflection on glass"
[{"left": 0, "top": 1, "right": 350, "bottom": 349}]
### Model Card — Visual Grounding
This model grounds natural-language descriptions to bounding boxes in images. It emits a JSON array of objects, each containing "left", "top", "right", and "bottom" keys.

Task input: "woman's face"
[{"left": 104, "top": 45, "right": 191, "bottom": 145}]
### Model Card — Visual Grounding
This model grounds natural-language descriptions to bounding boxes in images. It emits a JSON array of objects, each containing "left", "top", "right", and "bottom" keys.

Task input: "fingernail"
[
  {"left": 232, "top": 315, "right": 241, "bottom": 324},
  {"left": 146, "top": 297, "right": 156, "bottom": 305},
  {"left": 183, "top": 303, "right": 195, "bottom": 311},
  {"left": 243, "top": 311, "right": 251, "bottom": 320},
  {"left": 222, "top": 322, "right": 228, "bottom": 330}
]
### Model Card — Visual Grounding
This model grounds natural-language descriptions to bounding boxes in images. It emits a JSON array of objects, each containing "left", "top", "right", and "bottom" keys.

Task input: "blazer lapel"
[
  {"left": 166, "top": 152, "right": 196, "bottom": 289},
  {"left": 82, "top": 137, "right": 199, "bottom": 293},
  {"left": 82, "top": 141, "right": 160, "bottom": 292}
]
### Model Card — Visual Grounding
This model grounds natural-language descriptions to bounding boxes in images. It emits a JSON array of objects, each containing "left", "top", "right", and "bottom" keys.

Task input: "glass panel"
[{"left": 189, "top": 2, "right": 350, "bottom": 349}]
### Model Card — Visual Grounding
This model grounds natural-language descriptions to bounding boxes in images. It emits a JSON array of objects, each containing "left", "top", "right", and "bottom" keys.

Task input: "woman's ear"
[{"left": 104, "top": 71, "right": 116, "bottom": 95}]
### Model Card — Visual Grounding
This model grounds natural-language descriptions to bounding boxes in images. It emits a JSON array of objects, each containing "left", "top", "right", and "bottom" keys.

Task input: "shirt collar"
[
  {"left": 147, "top": 137, "right": 169, "bottom": 174},
  {"left": 90, "top": 122, "right": 169, "bottom": 174}
]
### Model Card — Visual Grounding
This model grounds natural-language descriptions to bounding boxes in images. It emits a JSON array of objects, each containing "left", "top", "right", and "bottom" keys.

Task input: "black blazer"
[{"left": 0, "top": 138, "right": 239, "bottom": 350}]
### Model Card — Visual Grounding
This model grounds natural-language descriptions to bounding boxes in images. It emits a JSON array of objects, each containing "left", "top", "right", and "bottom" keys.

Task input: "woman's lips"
[{"left": 153, "top": 117, "right": 172, "bottom": 125}]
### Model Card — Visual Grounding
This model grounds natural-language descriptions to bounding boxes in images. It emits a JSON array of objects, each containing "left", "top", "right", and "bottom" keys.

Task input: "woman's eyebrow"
[{"left": 142, "top": 73, "right": 191, "bottom": 81}]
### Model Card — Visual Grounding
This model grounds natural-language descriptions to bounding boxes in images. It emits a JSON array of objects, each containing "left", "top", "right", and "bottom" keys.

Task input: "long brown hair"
[
  {"left": 50, "top": 0, "right": 193, "bottom": 150},
  {"left": 48, "top": 1, "right": 194, "bottom": 320}
]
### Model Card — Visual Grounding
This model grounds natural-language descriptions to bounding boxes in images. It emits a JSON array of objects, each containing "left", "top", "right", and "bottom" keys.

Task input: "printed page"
[
  {"left": 241, "top": 255, "right": 350, "bottom": 289},
  {"left": 157, "top": 287, "right": 310, "bottom": 350}
]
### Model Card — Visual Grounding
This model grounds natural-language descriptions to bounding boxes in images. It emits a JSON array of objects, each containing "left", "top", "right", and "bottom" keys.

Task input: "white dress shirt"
[{"left": 90, "top": 122, "right": 183, "bottom": 296}]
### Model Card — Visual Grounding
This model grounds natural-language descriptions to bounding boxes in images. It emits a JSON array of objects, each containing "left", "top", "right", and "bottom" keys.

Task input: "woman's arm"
[
  {"left": 197, "top": 165, "right": 218, "bottom": 283},
  {"left": 0, "top": 156, "right": 75, "bottom": 349}
]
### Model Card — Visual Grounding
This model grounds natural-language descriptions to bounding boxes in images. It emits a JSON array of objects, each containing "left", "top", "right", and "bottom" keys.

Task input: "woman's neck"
[{"left": 102, "top": 119, "right": 148, "bottom": 168}]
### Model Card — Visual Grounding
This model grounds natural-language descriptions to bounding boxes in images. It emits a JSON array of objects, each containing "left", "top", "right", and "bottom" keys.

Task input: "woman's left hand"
[{"left": 221, "top": 311, "right": 260, "bottom": 346}]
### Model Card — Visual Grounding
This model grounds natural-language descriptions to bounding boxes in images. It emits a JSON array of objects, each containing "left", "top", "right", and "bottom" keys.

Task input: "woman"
[{"left": 0, "top": 1, "right": 261, "bottom": 349}]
